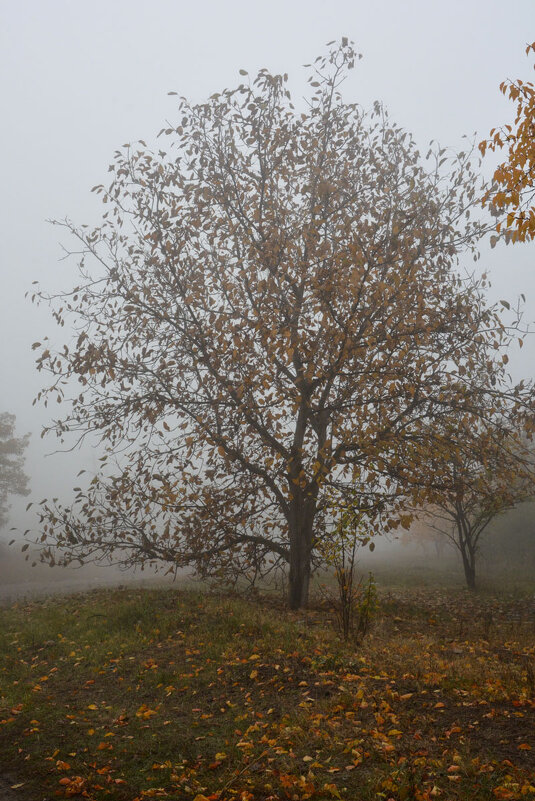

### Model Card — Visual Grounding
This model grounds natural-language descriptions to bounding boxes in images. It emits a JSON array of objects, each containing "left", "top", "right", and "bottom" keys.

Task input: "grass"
[{"left": 0, "top": 585, "right": 534, "bottom": 800}]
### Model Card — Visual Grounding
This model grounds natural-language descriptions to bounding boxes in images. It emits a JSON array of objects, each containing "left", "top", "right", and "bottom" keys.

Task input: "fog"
[
  {"left": 1, "top": 0, "right": 535, "bottom": 597},
  {"left": 0, "top": 540, "right": 192, "bottom": 605}
]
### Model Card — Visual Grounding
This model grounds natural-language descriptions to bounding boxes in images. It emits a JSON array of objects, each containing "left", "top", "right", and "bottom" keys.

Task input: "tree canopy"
[{"left": 32, "top": 40, "right": 534, "bottom": 608}]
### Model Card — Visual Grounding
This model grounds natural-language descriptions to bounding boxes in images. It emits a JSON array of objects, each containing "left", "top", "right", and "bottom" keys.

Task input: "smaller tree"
[
  {"left": 480, "top": 41, "right": 535, "bottom": 242},
  {"left": 318, "top": 497, "right": 377, "bottom": 640},
  {"left": 411, "top": 416, "right": 534, "bottom": 590},
  {"left": 0, "top": 413, "right": 30, "bottom": 529}
]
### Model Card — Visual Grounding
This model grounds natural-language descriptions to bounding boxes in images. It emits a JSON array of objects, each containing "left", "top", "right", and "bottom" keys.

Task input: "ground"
[{"left": 0, "top": 585, "right": 534, "bottom": 800}]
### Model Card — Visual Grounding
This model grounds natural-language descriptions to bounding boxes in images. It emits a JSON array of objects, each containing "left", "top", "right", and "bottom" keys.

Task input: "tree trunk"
[
  {"left": 288, "top": 539, "right": 310, "bottom": 610},
  {"left": 458, "top": 535, "right": 477, "bottom": 590},
  {"left": 288, "top": 495, "right": 315, "bottom": 610},
  {"left": 461, "top": 551, "right": 477, "bottom": 590},
  {"left": 455, "top": 508, "right": 477, "bottom": 591}
]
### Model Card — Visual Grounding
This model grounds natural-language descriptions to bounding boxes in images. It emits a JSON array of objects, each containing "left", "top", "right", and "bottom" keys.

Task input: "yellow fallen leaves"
[
  {"left": 192, "top": 795, "right": 219, "bottom": 801},
  {"left": 323, "top": 782, "right": 342, "bottom": 798},
  {"left": 136, "top": 704, "right": 159, "bottom": 719},
  {"left": 97, "top": 741, "right": 113, "bottom": 751},
  {"left": 493, "top": 788, "right": 518, "bottom": 800},
  {"left": 58, "top": 775, "right": 86, "bottom": 797}
]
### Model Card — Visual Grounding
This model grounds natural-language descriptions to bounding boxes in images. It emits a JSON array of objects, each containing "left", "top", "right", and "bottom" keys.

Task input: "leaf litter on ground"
[{"left": 0, "top": 586, "right": 534, "bottom": 800}]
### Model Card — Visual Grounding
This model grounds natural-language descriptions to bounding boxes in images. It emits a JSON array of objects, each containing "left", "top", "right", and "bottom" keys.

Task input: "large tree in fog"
[{"left": 32, "top": 41, "right": 534, "bottom": 608}]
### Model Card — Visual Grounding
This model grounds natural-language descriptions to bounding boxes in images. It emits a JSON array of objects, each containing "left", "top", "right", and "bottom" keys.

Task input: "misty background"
[{"left": 1, "top": 0, "right": 534, "bottom": 598}]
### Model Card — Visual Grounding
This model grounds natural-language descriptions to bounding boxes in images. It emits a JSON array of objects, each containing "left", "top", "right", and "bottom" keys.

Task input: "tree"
[
  {"left": 0, "top": 413, "right": 30, "bottom": 529},
  {"left": 480, "top": 42, "right": 535, "bottom": 242},
  {"left": 32, "top": 40, "right": 534, "bottom": 608},
  {"left": 409, "top": 410, "right": 534, "bottom": 590}
]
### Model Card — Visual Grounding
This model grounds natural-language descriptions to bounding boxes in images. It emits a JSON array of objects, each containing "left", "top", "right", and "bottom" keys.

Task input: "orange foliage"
[{"left": 480, "top": 42, "right": 535, "bottom": 242}]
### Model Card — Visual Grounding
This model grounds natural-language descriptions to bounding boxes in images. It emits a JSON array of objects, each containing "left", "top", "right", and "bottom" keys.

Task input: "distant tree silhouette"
[{"left": 0, "top": 413, "right": 30, "bottom": 528}]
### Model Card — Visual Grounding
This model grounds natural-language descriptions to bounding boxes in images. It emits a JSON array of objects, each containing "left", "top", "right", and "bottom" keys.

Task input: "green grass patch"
[{"left": 0, "top": 586, "right": 534, "bottom": 800}]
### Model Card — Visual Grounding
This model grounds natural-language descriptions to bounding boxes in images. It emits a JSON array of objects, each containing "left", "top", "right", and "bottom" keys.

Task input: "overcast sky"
[{"left": 1, "top": 0, "right": 534, "bottom": 534}]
